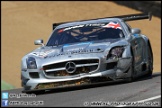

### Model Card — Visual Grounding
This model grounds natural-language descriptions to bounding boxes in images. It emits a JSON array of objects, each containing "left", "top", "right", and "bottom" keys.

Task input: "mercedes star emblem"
[{"left": 65, "top": 62, "right": 76, "bottom": 73}]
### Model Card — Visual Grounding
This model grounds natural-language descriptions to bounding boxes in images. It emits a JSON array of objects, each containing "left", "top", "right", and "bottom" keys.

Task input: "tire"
[{"left": 146, "top": 45, "right": 153, "bottom": 77}]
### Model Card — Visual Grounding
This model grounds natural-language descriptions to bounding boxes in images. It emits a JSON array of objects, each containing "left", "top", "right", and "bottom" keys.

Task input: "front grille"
[
  {"left": 46, "top": 66, "right": 98, "bottom": 77},
  {"left": 43, "top": 59, "right": 99, "bottom": 77}
]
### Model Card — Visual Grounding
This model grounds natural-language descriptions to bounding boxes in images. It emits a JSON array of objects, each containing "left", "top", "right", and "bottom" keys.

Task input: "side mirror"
[
  {"left": 131, "top": 28, "right": 141, "bottom": 34},
  {"left": 34, "top": 39, "right": 44, "bottom": 46}
]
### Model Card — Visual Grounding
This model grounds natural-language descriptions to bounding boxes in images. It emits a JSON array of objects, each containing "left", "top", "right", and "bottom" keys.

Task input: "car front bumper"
[{"left": 21, "top": 56, "right": 132, "bottom": 91}]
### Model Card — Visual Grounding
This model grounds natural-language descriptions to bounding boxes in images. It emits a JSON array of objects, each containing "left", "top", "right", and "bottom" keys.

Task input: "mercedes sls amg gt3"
[{"left": 21, "top": 13, "right": 153, "bottom": 93}]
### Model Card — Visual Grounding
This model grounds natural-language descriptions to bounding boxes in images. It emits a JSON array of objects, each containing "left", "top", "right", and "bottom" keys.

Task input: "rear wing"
[{"left": 53, "top": 12, "right": 152, "bottom": 30}]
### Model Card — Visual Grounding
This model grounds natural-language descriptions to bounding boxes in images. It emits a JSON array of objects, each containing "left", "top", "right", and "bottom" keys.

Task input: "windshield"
[{"left": 46, "top": 22, "right": 124, "bottom": 46}]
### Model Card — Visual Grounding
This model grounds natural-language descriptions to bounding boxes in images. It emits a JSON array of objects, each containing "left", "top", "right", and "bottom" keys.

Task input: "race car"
[{"left": 21, "top": 13, "right": 153, "bottom": 93}]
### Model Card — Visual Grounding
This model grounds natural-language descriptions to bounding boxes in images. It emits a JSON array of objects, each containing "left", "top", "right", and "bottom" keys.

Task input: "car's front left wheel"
[{"left": 146, "top": 45, "right": 153, "bottom": 77}]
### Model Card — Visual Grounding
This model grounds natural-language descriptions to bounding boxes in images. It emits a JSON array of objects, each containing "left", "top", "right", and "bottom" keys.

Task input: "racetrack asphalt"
[{"left": 1, "top": 72, "right": 161, "bottom": 107}]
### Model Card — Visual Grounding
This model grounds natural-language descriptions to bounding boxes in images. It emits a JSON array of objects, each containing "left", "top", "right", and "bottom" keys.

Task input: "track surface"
[{"left": 1, "top": 73, "right": 161, "bottom": 107}]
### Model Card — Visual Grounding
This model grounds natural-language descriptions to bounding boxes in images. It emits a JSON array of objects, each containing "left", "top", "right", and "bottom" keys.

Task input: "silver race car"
[{"left": 21, "top": 13, "right": 153, "bottom": 93}]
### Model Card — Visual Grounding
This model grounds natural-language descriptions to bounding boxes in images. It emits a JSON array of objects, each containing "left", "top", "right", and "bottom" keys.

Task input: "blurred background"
[
  {"left": 114, "top": 1, "right": 161, "bottom": 18},
  {"left": 1, "top": 1, "right": 161, "bottom": 89}
]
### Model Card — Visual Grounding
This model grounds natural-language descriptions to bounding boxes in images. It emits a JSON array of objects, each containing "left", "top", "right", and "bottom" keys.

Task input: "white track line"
[{"left": 116, "top": 95, "right": 161, "bottom": 107}]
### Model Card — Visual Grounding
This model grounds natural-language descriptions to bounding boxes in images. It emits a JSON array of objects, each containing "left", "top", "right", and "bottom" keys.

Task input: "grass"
[{"left": 1, "top": 80, "right": 15, "bottom": 90}]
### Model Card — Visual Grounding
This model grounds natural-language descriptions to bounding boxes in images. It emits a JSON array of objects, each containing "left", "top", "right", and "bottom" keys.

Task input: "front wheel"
[{"left": 146, "top": 45, "right": 153, "bottom": 77}]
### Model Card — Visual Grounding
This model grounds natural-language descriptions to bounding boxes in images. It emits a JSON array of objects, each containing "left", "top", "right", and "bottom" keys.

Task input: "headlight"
[
  {"left": 107, "top": 46, "right": 124, "bottom": 59},
  {"left": 26, "top": 57, "right": 37, "bottom": 69}
]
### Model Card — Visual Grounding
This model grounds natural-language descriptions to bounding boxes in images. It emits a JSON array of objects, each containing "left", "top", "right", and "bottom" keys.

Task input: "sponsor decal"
[
  {"left": 58, "top": 23, "right": 109, "bottom": 33},
  {"left": 63, "top": 42, "right": 92, "bottom": 47},
  {"left": 64, "top": 25, "right": 84, "bottom": 31},
  {"left": 58, "top": 29, "right": 64, "bottom": 33},
  {"left": 45, "top": 48, "right": 103, "bottom": 59},
  {"left": 85, "top": 23, "right": 106, "bottom": 27},
  {"left": 31, "top": 50, "right": 55, "bottom": 58},
  {"left": 102, "top": 22, "right": 122, "bottom": 29}
]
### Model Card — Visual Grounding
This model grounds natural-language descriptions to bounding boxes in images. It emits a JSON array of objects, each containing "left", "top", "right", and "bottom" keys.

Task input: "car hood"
[{"left": 28, "top": 38, "right": 128, "bottom": 58}]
